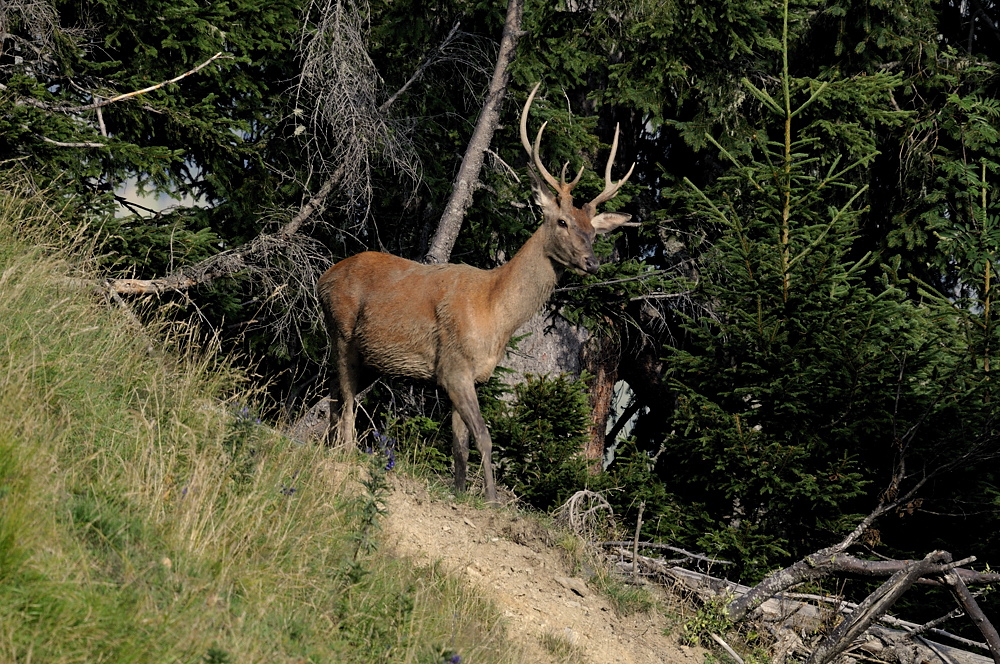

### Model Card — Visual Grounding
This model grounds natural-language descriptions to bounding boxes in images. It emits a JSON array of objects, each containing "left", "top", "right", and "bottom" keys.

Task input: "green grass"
[
  {"left": 588, "top": 567, "right": 657, "bottom": 616},
  {"left": 0, "top": 184, "right": 525, "bottom": 663}
]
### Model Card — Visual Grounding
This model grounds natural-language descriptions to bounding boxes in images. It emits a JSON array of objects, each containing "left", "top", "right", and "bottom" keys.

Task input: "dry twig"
[{"left": 554, "top": 490, "right": 614, "bottom": 541}]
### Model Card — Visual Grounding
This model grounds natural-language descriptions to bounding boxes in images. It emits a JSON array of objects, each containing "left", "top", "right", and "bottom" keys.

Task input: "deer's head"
[{"left": 520, "top": 82, "right": 637, "bottom": 275}]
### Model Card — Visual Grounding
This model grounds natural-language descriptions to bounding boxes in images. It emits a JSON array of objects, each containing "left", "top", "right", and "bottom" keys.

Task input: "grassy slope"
[{"left": 0, "top": 188, "right": 524, "bottom": 664}]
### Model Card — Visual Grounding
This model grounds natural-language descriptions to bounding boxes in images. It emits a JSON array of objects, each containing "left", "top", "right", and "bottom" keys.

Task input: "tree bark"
[
  {"left": 423, "top": 0, "right": 525, "bottom": 264},
  {"left": 582, "top": 334, "right": 619, "bottom": 468}
]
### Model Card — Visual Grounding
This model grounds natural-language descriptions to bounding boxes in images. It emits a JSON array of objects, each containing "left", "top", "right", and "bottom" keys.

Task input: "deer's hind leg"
[{"left": 324, "top": 334, "right": 361, "bottom": 449}]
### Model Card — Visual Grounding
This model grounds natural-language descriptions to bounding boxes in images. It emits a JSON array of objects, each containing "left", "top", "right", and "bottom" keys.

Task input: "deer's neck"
[{"left": 490, "top": 227, "right": 562, "bottom": 337}]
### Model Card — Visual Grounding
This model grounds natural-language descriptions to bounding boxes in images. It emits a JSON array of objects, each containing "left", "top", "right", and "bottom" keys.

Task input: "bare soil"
[{"left": 383, "top": 474, "right": 708, "bottom": 664}]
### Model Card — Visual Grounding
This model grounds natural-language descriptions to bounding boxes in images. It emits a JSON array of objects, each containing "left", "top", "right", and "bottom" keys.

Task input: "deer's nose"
[{"left": 584, "top": 255, "right": 601, "bottom": 275}]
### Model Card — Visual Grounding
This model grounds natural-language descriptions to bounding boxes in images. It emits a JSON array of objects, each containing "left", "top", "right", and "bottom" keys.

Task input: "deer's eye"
[{"left": 558, "top": 219, "right": 568, "bottom": 228}]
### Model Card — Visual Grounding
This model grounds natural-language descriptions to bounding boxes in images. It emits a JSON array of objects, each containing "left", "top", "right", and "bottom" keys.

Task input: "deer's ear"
[
  {"left": 591, "top": 212, "right": 636, "bottom": 235},
  {"left": 528, "top": 168, "right": 558, "bottom": 209}
]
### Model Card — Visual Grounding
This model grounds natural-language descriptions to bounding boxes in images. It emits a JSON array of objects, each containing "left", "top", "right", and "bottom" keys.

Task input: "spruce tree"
[{"left": 661, "top": 0, "right": 931, "bottom": 577}]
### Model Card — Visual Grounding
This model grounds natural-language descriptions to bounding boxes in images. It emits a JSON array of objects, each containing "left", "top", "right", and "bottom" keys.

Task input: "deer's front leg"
[
  {"left": 452, "top": 410, "right": 470, "bottom": 494},
  {"left": 447, "top": 381, "right": 498, "bottom": 504}
]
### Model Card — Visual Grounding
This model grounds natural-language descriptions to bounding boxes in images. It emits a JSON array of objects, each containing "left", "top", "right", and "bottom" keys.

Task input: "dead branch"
[
  {"left": 553, "top": 490, "right": 614, "bottom": 540},
  {"left": 423, "top": 0, "right": 525, "bottom": 264},
  {"left": 769, "top": 591, "right": 988, "bottom": 652},
  {"left": 4, "top": 52, "right": 228, "bottom": 115},
  {"left": 727, "top": 471, "right": 939, "bottom": 623},
  {"left": 22, "top": 127, "right": 107, "bottom": 148},
  {"left": 917, "top": 634, "right": 962, "bottom": 664},
  {"left": 379, "top": 21, "right": 462, "bottom": 113},
  {"left": 910, "top": 608, "right": 969, "bottom": 639},
  {"left": 281, "top": 165, "right": 344, "bottom": 236},
  {"left": 670, "top": 565, "right": 995, "bottom": 663},
  {"left": 283, "top": 14, "right": 481, "bottom": 235},
  {"left": 597, "top": 541, "right": 733, "bottom": 566},
  {"left": 0, "top": 0, "right": 62, "bottom": 68},
  {"left": 294, "top": 0, "right": 421, "bottom": 225},
  {"left": 711, "top": 633, "right": 746, "bottom": 664},
  {"left": 631, "top": 501, "right": 645, "bottom": 581},
  {"left": 943, "top": 570, "right": 1000, "bottom": 664},
  {"left": 806, "top": 550, "right": 952, "bottom": 664},
  {"left": 100, "top": 231, "right": 331, "bottom": 354},
  {"left": 823, "top": 555, "right": 999, "bottom": 586},
  {"left": 726, "top": 545, "right": 990, "bottom": 623}
]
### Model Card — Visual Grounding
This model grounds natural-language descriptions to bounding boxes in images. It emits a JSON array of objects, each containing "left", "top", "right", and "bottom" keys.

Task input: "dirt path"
[{"left": 383, "top": 475, "right": 706, "bottom": 664}]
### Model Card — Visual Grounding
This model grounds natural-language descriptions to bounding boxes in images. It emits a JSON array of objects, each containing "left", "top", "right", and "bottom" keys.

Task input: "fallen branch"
[
  {"left": 670, "top": 565, "right": 995, "bottom": 657},
  {"left": 728, "top": 479, "right": 934, "bottom": 623},
  {"left": 943, "top": 570, "right": 1000, "bottom": 664},
  {"left": 917, "top": 634, "right": 962, "bottom": 664},
  {"left": 597, "top": 541, "right": 733, "bottom": 566},
  {"left": 818, "top": 555, "right": 997, "bottom": 586},
  {"left": 806, "top": 550, "right": 951, "bottom": 664},
  {"left": 711, "top": 633, "right": 745, "bottom": 664}
]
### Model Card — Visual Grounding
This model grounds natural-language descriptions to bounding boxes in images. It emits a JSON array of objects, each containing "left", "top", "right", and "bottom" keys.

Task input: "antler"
[
  {"left": 520, "top": 82, "right": 584, "bottom": 200},
  {"left": 587, "top": 122, "right": 636, "bottom": 210}
]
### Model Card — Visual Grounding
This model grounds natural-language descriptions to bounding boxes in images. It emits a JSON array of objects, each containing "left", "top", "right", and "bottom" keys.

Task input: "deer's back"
[{"left": 317, "top": 252, "right": 506, "bottom": 383}]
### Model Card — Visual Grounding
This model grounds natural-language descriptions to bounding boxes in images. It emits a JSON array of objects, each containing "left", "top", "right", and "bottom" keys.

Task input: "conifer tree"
[{"left": 661, "top": 0, "right": 935, "bottom": 576}]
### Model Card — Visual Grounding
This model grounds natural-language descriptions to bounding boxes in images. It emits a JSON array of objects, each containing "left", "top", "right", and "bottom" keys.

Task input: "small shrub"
[
  {"left": 388, "top": 414, "right": 451, "bottom": 477},
  {"left": 681, "top": 596, "right": 732, "bottom": 647},
  {"left": 492, "top": 374, "right": 592, "bottom": 511}
]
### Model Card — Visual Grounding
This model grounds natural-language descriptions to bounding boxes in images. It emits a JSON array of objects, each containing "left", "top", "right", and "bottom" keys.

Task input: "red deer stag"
[{"left": 317, "top": 83, "right": 636, "bottom": 503}]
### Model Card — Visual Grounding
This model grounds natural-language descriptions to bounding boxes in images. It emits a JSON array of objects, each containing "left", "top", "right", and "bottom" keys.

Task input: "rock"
[{"left": 555, "top": 575, "right": 590, "bottom": 598}]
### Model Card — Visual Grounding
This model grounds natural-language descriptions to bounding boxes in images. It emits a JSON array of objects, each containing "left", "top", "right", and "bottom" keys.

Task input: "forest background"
[{"left": 2, "top": 0, "right": 999, "bottom": 633}]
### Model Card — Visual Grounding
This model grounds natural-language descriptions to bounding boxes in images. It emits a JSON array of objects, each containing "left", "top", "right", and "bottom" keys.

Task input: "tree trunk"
[
  {"left": 423, "top": 0, "right": 525, "bottom": 264},
  {"left": 582, "top": 335, "right": 619, "bottom": 469}
]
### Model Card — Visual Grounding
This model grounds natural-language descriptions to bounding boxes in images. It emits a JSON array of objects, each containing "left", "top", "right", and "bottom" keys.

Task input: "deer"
[{"left": 316, "top": 82, "right": 636, "bottom": 503}]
